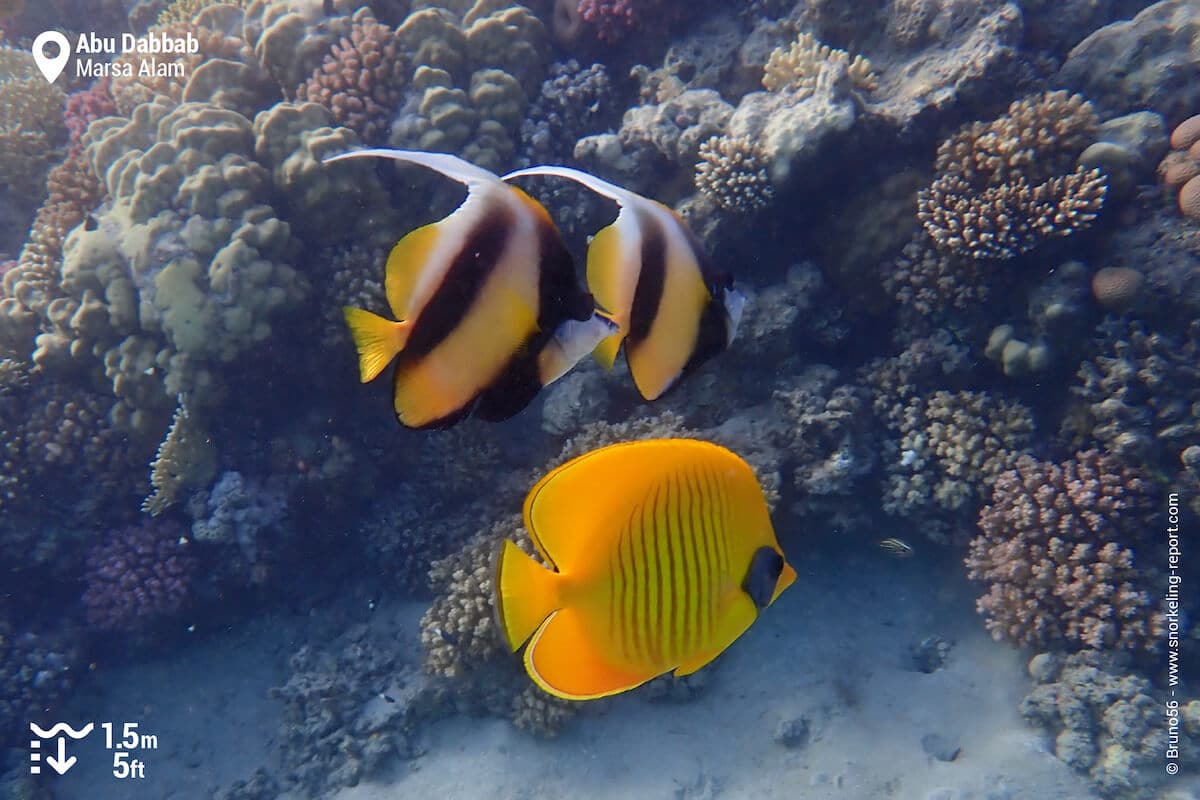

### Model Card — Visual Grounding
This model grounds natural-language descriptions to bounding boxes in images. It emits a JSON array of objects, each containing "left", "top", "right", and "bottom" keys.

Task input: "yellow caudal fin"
[
  {"left": 592, "top": 332, "right": 622, "bottom": 370},
  {"left": 384, "top": 224, "right": 441, "bottom": 318},
  {"left": 495, "top": 539, "right": 561, "bottom": 652},
  {"left": 525, "top": 608, "right": 653, "bottom": 700},
  {"left": 343, "top": 306, "right": 410, "bottom": 383}
]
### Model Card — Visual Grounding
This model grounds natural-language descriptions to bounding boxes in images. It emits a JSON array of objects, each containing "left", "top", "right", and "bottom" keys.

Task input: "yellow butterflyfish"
[{"left": 495, "top": 438, "right": 796, "bottom": 701}]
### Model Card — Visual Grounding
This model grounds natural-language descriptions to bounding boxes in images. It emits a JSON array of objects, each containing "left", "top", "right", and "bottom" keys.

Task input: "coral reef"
[
  {"left": 917, "top": 91, "right": 1107, "bottom": 260},
  {"left": 1158, "top": 113, "right": 1200, "bottom": 221},
  {"left": 761, "top": 31, "right": 876, "bottom": 97},
  {"left": 966, "top": 451, "right": 1162, "bottom": 651},
  {"left": 81, "top": 519, "right": 195, "bottom": 632},
  {"left": 188, "top": 470, "right": 286, "bottom": 562},
  {"left": 296, "top": 7, "right": 408, "bottom": 144},
  {"left": 0, "top": 617, "right": 80, "bottom": 745},
  {"left": 772, "top": 365, "right": 875, "bottom": 512},
  {"left": 143, "top": 402, "right": 218, "bottom": 515},
  {"left": 694, "top": 134, "right": 774, "bottom": 213},
  {"left": 270, "top": 622, "right": 429, "bottom": 794},
  {"left": 0, "top": 46, "right": 67, "bottom": 204},
  {"left": 881, "top": 390, "right": 1033, "bottom": 536},
  {"left": 519, "top": 59, "right": 615, "bottom": 167},
  {"left": 1022, "top": 651, "right": 1188, "bottom": 798}
]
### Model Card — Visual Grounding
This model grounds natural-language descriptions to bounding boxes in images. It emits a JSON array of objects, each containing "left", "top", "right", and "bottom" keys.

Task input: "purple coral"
[
  {"left": 578, "top": 0, "right": 674, "bottom": 43},
  {"left": 965, "top": 450, "right": 1161, "bottom": 651},
  {"left": 82, "top": 519, "right": 195, "bottom": 632},
  {"left": 64, "top": 78, "right": 117, "bottom": 145}
]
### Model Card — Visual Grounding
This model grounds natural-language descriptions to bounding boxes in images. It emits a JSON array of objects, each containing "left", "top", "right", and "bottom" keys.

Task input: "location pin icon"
[{"left": 32, "top": 31, "right": 71, "bottom": 84}]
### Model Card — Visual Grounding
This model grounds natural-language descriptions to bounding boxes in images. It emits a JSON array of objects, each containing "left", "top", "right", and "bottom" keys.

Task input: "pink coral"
[
  {"left": 296, "top": 8, "right": 408, "bottom": 144},
  {"left": 64, "top": 78, "right": 116, "bottom": 145},
  {"left": 578, "top": 0, "right": 674, "bottom": 43},
  {"left": 965, "top": 450, "right": 1161, "bottom": 651}
]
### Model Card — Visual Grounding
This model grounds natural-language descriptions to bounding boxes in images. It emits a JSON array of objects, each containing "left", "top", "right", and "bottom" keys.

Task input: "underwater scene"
[{"left": 0, "top": 0, "right": 1199, "bottom": 797}]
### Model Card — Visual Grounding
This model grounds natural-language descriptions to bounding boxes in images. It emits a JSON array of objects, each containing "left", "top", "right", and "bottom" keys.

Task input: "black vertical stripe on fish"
[
  {"left": 624, "top": 506, "right": 643, "bottom": 662},
  {"left": 680, "top": 273, "right": 735, "bottom": 377},
  {"left": 633, "top": 501, "right": 651, "bottom": 663},
  {"left": 713, "top": 467, "right": 731, "bottom": 577},
  {"left": 663, "top": 474, "right": 683, "bottom": 662},
  {"left": 655, "top": 480, "right": 676, "bottom": 663},
  {"left": 641, "top": 487, "right": 662, "bottom": 666},
  {"left": 473, "top": 352, "right": 541, "bottom": 421},
  {"left": 535, "top": 213, "right": 596, "bottom": 326},
  {"left": 397, "top": 205, "right": 513, "bottom": 360},
  {"left": 475, "top": 215, "right": 595, "bottom": 422},
  {"left": 626, "top": 211, "right": 666, "bottom": 345},
  {"left": 696, "top": 468, "right": 719, "bottom": 643},
  {"left": 686, "top": 470, "right": 700, "bottom": 652}
]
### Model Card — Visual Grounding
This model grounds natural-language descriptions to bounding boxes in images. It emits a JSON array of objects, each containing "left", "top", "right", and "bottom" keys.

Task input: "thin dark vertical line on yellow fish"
[
  {"left": 502, "top": 166, "right": 747, "bottom": 401},
  {"left": 325, "top": 149, "right": 617, "bottom": 429},
  {"left": 494, "top": 439, "right": 797, "bottom": 700}
]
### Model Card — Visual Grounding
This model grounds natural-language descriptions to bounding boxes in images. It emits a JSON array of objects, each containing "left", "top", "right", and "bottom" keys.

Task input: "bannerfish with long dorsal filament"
[
  {"left": 494, "top": 438, "right": 796, "bottom": 701},
  {"left": 503, "top": 166, "right": 746, "bottom": 402},
  {"left": 325, "top": 149, "right": 617, "bottom": 429}
]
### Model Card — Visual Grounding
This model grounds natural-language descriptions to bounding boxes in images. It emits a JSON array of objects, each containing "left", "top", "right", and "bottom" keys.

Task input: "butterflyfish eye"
[{"left": 742, "top": 546, "right": 785, "bottom": 610}]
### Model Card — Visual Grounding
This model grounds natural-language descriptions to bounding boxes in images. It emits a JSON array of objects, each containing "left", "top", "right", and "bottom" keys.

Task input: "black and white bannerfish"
[
  {"left": 326, "top": 149, "right": 617, "bottom": 429},
  {"left": 503, "top": 166, "right": 746, "bottom": 401}
]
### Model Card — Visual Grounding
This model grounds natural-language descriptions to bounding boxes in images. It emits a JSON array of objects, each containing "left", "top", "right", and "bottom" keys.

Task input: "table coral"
[
  {"left": 966, "top": 450, "right": 1161, "bottom": 651},
  {"left": 918, "top": 91, "right": 1107, "bottom": 260}
]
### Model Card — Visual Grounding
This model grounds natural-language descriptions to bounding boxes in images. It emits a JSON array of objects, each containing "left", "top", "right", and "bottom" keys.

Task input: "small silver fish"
[{"left": 879, "top": 537, "right": 914, "bottom": 558}]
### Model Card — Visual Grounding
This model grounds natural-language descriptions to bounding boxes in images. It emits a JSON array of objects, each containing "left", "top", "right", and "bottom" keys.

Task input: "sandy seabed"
[{"left": 48, "top": 538, "right": 1196, "bottom": 800}]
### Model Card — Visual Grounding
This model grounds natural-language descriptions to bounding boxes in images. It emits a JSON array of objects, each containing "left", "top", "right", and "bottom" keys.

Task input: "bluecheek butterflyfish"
[
  {"left": 325, "top": 150, "right": 616, "bottom": 429},
  {"left": 495, "top": 438, "right": 796, "bottom": 701},
  {"left": 504, "top": 166, "right": 746, "bottom": 401}
]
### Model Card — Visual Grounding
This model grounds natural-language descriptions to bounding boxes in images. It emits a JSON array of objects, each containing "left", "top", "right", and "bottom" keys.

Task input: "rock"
[
  {"left": 1027, "top": 652, "right": 1061, "bottom": 683},
  {"left": 774, "top": 715, "right": 811, "bottom": 749},
  {"left": 921, "top": 732, "right": 962, "bottom": 762},
  {"left": 910, "top": 635, "right": 952, "bottom": 673},
  {"left": 1058, "top": 0, "right": 1200, "bottom": 124}
]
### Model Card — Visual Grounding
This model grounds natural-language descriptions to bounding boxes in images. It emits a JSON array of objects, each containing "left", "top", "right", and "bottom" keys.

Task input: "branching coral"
[
  {"left": 918, "top": 91, "right": 1107, "bottom": 259},
  {"left": 881, "top": 390, "right": 1033, "bottom": 532},
  {"left": 966, "top": 451, "right": 1161, "bottom": 651},
  {"left": 695, "top": 134, "right": 775, "bottom": 213},
  {"left": 82, "top": 518, "right": 194, "bottom": 632},
  {"left": 0, "top": 46, "right": 67, "bottom": 202},
  {"left": 762, "top": 31, "right": 877, "bottom": 97},
  {"left": 418, "top": 515, "right": 580, "bottom": 736},
  {"left": 296, "top": 7, "right": 408, "bottom": 144}
]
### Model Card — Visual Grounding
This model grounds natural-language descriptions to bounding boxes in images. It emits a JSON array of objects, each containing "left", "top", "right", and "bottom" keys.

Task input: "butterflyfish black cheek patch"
[{"left": 742, "top": 546, "right": 785, "bottom": 610}]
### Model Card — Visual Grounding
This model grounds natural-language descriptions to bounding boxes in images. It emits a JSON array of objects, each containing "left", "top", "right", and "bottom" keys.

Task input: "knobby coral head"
[{"left": 82, "top": 518, "right": 195, "bottom": 633}]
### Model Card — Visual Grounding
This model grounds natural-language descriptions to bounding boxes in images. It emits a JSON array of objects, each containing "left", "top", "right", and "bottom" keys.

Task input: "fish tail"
[
  {"left": 592, "top": 332, "right": 622, "bottom": 371},
  {"left": 343, "top": 306, "right": 410, "bottom": 383},
  {"left": 494, "top": 539, "right": 560, "bottom": 652}
]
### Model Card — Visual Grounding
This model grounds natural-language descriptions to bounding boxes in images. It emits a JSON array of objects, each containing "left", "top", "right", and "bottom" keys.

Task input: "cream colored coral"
[
  {"left": 143, "top": 402, "right": 218, "bottom": 514},
  {"left": 695, "top": 134, "right": 775, "bottom": 212},
  {"left": 762, "top": 31, "right": 878, "bottom": 96},
  {"left": 0, "top": 47, "right": 66, "bottom": 198}
]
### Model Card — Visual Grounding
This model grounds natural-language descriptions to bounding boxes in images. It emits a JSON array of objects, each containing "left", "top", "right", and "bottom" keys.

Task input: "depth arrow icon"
[{"left": 45, "top": 738, "right": 76, "bottom": 775}]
